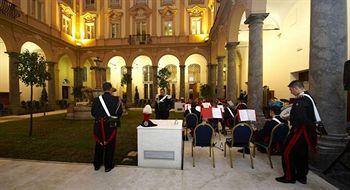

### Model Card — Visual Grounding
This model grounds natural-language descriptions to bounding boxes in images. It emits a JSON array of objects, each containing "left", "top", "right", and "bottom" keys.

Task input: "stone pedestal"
[
  {"left": 47, "top": 62, "right": 56, "bottom": 108},
  {"left": 309, "top": 0, "right": 349, "bottom": 171},
  {"left": 244, "top": 13, "right": 269, "bottom": 127},
  {"left": 226, "top": 42, "right": 240, "bottom": 102},
  {"left": 179, "top": 65, "right": 185, "bottom": 99},
  {"left": 6, "top": 52, "right": 21, "bottom": 114},
  {"left": 216, "top": 56, "right": 225, "bottom": 99}
]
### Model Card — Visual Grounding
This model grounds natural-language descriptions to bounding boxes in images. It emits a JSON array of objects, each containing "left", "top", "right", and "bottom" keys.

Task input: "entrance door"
[
  {"left": 189, "top": 83, "right": 199, "bottom": 100},
  {"left": 62, "top": 86, "right": 69, "bottom": 99}
]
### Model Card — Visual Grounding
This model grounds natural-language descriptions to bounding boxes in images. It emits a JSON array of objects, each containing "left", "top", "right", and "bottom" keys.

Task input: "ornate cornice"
[
  {"left": 82, "top": 12, "right": 97, "bottom": 23},
  {"left": 59, "top": 3, "right": 75, "bottom": 18},
  {"left": 109, "top": 10, "right": 123, "bottom": 22},
  {"left": 129, "top": 4, "right": 152, "bottom": 20},
  {"left": 158, "top": 6, "right": 177, "bottom": 17},
  {"left": 186, "top": 5, "right": 206, "bottom": 17}
]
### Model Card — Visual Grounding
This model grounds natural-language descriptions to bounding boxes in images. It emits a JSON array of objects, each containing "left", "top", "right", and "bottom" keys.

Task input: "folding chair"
[
  {"left": 252, "top": 123, "right": 289, "bottom": 168},
  {"left": 192, "top": 122, "right": 215, "bottom": 168},
  {"left": 224, "top": 123, "right": 254, "bottom": 169}
]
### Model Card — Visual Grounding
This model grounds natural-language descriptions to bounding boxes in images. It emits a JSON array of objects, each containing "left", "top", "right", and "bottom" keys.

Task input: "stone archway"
[{"left": 158, "top": 54, "right": 180, "bottom": 99}]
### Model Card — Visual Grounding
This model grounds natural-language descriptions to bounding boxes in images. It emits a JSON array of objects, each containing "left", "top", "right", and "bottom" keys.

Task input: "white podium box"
[
  {"left": 137, "top": 120, "right": 183, "bottom": 169},
  {"left": 174, "top": 102, "right": 185, "bottom": 112}
]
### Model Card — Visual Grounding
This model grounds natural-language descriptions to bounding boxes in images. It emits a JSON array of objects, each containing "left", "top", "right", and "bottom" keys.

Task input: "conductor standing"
[
  {"left": 91, "top": 82, "right": 123, "bottom": 172},
  {"left": 155, "top": 89, "right": 171, "bottom": 119}
]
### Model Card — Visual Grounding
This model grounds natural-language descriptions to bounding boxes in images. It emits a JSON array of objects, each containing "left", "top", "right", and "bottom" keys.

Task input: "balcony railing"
[
  {"left": 128, "top": 34, "right": 152, "bottom": 45},
  {"left": 0, "top": 0, "right": 21, "bottom": 19}
]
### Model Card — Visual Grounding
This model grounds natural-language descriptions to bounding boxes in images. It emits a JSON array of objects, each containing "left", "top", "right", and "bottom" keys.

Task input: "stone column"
[
  {"left": 309, "top": 0, "right": 349, "bottom": 171},
  {"left": 207, "top": 64, "right": 212, "bottom": 84},
  {"left": 211, "top": 64, "right": 217, "bottom": 99},
  {"left": 244, "top": 13, "right": 268, "bottom": 127},
  {"left": 179, "top": 64, "right": 185, "bottom": 99},
  {"left": 47, "top": 62, "right": 57, "bottom": 107},
  {"left": 100, "top": 67, "right": 107, "bottom": 84},
  {"left": 126, "top": 66, "right": 133, "bottom": 104},
  {"left": 226, "top": 42, "right": 240, "bottom": 102},
  {"left": 73, "top": 67, "right": 83, "bottom": 88},
  {"left": 94, "top": 67, "right": 101, "bottom": 89},
  {"left": 216, "top": 56, "right": 225, "bottom": 99},
  {"left": 152, "top": 65, "right": 158, "bottom": 99},
  {"left": 6, "top": 52, "right": 21, "bottom": 114}
]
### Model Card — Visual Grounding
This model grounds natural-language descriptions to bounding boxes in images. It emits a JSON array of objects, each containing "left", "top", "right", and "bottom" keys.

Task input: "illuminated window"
[
  {"left": 161, "top": 0, "right": 174, "bottom": 6},
  {"left": 143, "top": 65, "right": 153, "bottom": 83},
  {"left": 85, "top": 22, "right": 95, "bottom": 39},
  {"left": 110, "top": 22, "right": 121, "bottom": 38},
  {"left": 136, "top": 21, "right": 147, "bottom": 35},
  {"left": 62, "top": 15, "right": 72, "bottom": 35},
  {"left": 85, "top": 0, "right": 95, "bottom": 9},
  {"left": 109, "top": 0, "right": 121, "bottom": 7},
  {"left": 190, "top": 17, "right": 202, "bottom": 35},
  {"left": 163, "top": 20, "right": 173, "bottom": 36},
  {"left": 189, "top": 0, "right": 204, "bottom": 4},
  {"left": 135, "top": 0, "right": 148, "bottom": 5},
  {"left": 31, "top": 0, "right": 45, "bottom": 22},
  {"left": 188, "top": 64, "right": 200, "bottom": 83}
]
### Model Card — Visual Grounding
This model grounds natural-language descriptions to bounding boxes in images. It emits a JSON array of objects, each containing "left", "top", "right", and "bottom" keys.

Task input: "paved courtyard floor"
[{"left": 0, "top": 137, "right": 337, "bottom": 190}]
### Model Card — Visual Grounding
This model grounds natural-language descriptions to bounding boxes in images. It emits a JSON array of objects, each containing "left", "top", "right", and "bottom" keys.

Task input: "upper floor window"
[
  {"left": 136, "top": 20, "right": 147, "bottom": 35},
  {"left": 109, "top": 0, "right": 121, "bottom": 8},
  {"left": 31, "top": 0, "right": 45, "bottom": 22},
  {"left": 135, "top": 0, "right": 148, "bottom": 5},
  {"left": 110, "top": 22, "right": 121, "bottom": 38},
  {"left": 190, "top": 17, "right": 202, "bottom": 35},
  {"left": 85, "top": 0, "right": 95, "bottom": 9},
  {"left": 62, "top": 15, "right": 72, "bottom": 35},
  {"left": 189, "top": 0, "right": 204, "bottom": 4},
  {"left": 161, "top": 0, "right": 174, "bottom": 6},
  {"left": 85, "top": 22, "right": 96, "bottom": 39},
  {"left": 163, "top": 20, "right": 173, "bottom": 36}
]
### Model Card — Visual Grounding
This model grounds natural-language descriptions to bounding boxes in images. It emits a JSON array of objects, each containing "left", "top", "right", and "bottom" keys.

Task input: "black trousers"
[
  {"left": 93, "top": 137, "right": 116, "bottom": 169},
  {"left": 282, "top": 128, "right": 309, "bottom": 181}
]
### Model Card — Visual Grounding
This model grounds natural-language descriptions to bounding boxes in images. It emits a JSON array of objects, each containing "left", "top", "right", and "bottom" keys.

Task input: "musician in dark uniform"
[
  {"left": 223, "top": 103, "right": 235, "bottom": 134},
  {"left": 184, "top": 101, "right": 201, "bottom": 124},
  {"left": 155, "top": 89, "right": 171, "bottom": 119},
  {"left": 91, "top": 82, "right": 123, "bottom": 172},
  {"left": 276, "top": 80, "right": 318, "bottom": 184}
]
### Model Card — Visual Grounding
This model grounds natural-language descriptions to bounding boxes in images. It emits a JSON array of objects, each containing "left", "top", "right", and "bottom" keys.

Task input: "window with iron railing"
[
  {"left": 62, "top": 15, "right": 72, "bottom": 35},
  {"left": 31, "top": 0, "right": 45, "bottom": 22},
  {"left": 189, "top": 0, "right": 204, "bottom": 4},
  {"left": 135, "top": 0, "right": 148, "bottom": 5},
  {"left": 110, "top": 22, "right": 121, "bottom": 38},
  {"left": 85, "top": 0, "right": 95, "bottom": 9},
  {"left": 163, "top": 20, "right": 173, "bottom": 36},
  {"left": 190, "top": 17, "right": 202, "bottom": 34},
  {"left": 85, "top": 22, "right": 95, "bottom": 39},
  {"left": 109, "top": 0, "right": 121, "bottom": 8}
]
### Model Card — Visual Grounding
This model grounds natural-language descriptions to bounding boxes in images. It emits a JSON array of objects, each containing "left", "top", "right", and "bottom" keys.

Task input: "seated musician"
[
  {"left": 223, "top": 102, "right": 235, "bottom": 134},
  {"left": 238, "top": 106, "right": 286, "bottom": 154},
  {"left": 184, "top": 101, "right": 202, "bottom": 124}
]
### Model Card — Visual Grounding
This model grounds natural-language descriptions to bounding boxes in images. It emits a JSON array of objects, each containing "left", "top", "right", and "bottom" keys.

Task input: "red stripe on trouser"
[
  {"left": 284, "top": 128, "right": 304, "bottom": 180},
  {"left": 107, "top": 129, "right": 117, "bottom": 144},
  {"left": 100, "top": 118, "right": 106, "bottom": 143}
]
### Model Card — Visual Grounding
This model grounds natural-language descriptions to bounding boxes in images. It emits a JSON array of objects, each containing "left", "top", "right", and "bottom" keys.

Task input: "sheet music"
[
  {"left": 227, "top": 100, "right": 234, "bottom": 107},
  {"left": 238, "top": 109, "right": 256, "bottom": 121},
  {"left": 212, "top": 108, "right": 223, "bottom": 119},
  {"left": 217, "top": 105, "right": 224, "bottom": 112},
  {"left": 195, "top": 106, "right": 201, "bottom": 112},
  {"left": 202, "top": 102, "right": 211, "bottom": 108}
]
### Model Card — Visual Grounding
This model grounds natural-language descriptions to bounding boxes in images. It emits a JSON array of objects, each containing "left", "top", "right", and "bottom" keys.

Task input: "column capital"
[
  {"left": 244, "top": 13, "right": 269, "bottom": 25},
  {"left": 5, "top": 51, "right": 19, "bottom": 58},
  {"left": 125, "top": 66, "right": 133, "bottom": 69},
  {"left": 179, "top": 64, "right": 185, "bottom": 68},
  {"left": 216, "top": 56, "right": 225, "bottom": 62},
  {"left": 225, "top": 42, "right": 240, "bottom": 49}
]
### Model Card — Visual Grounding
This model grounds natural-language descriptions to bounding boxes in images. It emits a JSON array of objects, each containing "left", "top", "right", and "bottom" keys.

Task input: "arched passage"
[
  {"left": 107, "top": 56, "right": 126, "bottom": 97},
  {"left": 57, "top": 55, "right": 74, "bottom": 100},
  {"left": 132, "top": 55, "right": 152, "bottom": 101},
  {"left": 20, "top": 42, "right": 47, "bottom": 101},
  {"left": 0, "top": 37, "right": 9, "bottom": 106},
  {"left": 184, "top": 54, "right": 208, "bottom": 100},
  {"left": 158, "top": 54, "right": 180, "bottom": 99}
]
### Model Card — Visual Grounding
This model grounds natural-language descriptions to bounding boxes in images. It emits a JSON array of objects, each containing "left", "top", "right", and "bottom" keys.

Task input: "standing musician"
[
  {"left": 276, "top": 80, "right": 319, "bottom": 184},
  {"left": 91, "top": 82, "right": 123, "bottom": 172},
  {"left": 155, "top": 89, "right": 172, "bottom": 119}
]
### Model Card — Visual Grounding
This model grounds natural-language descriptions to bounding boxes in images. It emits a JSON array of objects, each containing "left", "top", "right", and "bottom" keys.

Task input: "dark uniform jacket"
[
  {"left": 155, "top": 95, "right": 171, "bottom": 119},
  {"left": 289, "top": 91, "right": 317, "bottom": 148},
  {"left": 91, "top": 92, "right": 123, "bottom": 144},
  {"left": 257, "top": 116, "right": 287, "bottom": 142}
]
